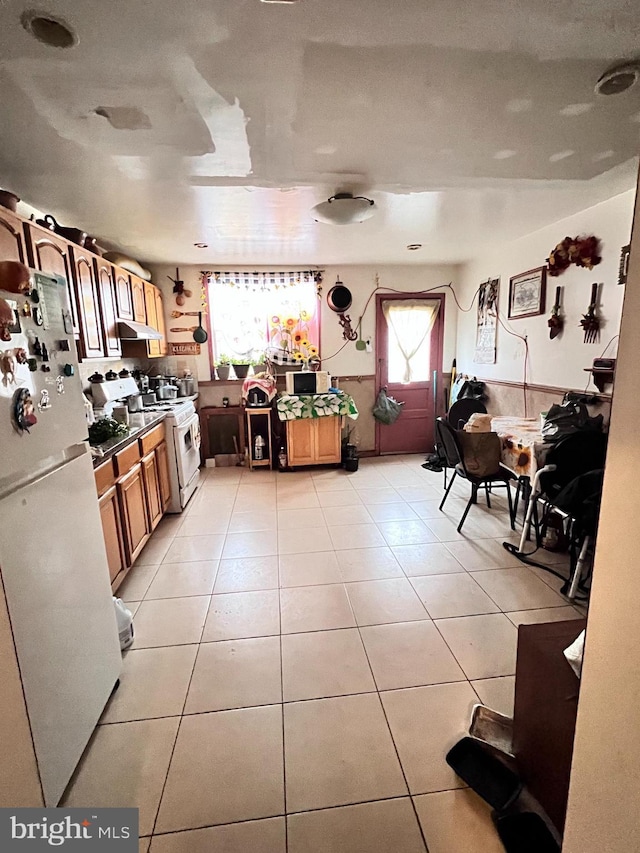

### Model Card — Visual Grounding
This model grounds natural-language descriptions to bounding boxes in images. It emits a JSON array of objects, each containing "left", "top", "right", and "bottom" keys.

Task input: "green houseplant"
[
  {"left": 216, "top": 354, "right": 231, "bottom": 381},
  {"left": 231, "top": 352, "right": 251, "bottom": 379}
]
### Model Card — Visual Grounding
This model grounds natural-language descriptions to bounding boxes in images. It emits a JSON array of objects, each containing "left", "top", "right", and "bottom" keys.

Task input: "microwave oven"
[{"left": 285, "top": 370, "right": 331, "bottom": 395}]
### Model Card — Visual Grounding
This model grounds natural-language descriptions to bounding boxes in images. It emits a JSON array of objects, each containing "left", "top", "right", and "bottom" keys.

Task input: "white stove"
[
  {"left": 142, "top": 399, "right": 196, "bottom": 426},
  {"left": 143, "top": 399, "right": 201, "bottom": 512}
]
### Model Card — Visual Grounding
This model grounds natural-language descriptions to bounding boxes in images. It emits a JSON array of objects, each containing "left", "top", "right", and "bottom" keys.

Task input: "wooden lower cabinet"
[
  {"left": 95, "top": 425, "right": 173, "bottom": 592},
  {"left": 99, "top": 486, "right": 126, "bottom": 584},
  {"left": 156, "top": 441, "right": 171, "bottom": 511},
  {"left": 141, "top": 451, "right": 163, "bottom": 531},
  {"left": 286, "top": 416, "right": 341, "bottom": 467},
  {"left": 117, "top": 463, "right": 151, "bottom": 566}
]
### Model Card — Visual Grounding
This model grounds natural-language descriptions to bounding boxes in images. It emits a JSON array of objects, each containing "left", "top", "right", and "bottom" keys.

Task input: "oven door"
[{"left": 174, "top": 412, "right": 201, "bottom": 489}]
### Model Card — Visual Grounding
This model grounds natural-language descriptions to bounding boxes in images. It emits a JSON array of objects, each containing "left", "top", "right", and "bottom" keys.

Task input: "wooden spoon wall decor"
[
  {"left": 170, "top": 326, "right": 198, "bottom": 333},
  {"left": 170, "top": 310, "right": 207, "bottom": 319}
]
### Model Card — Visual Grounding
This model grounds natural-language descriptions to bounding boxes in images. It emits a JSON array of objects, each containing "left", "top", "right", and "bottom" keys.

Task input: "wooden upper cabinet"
[
  {"left": 114, "top": 269, "right": 134, "bottom": 320},
  {"left": 94, "top": 258, "right": 122, "bottom": 358},
  {"left": 25, "top": 224, "right": 79, "bottom": 335},
  {"left": 0, "top": 208, "right": 27, "bottom": 264},
  {"left": 145, "top": 282, "right": 161, "bottom": 357},
  {"left": 131, "top": 276, "right": 146, "bottom": 323},
  {"left": 71, "top": 247, "right": 105, "bottom": 359},
  {"left": 154, "top": 286, "right": 168, "bottom": 355}
]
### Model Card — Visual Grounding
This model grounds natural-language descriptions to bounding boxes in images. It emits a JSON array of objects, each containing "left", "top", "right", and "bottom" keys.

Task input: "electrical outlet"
[{"left": 365, "top": 338, "right": 372, "bottom": 353}]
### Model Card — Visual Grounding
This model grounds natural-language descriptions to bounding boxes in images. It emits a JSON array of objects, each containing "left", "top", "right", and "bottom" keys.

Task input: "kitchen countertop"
[{"left": 91, "top": 412, "right": 166, "bottom": 468}]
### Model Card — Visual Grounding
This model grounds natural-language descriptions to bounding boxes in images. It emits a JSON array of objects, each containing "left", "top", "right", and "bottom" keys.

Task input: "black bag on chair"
[{"left": 541, "top": 398, "right": 603, "bottom": 443}]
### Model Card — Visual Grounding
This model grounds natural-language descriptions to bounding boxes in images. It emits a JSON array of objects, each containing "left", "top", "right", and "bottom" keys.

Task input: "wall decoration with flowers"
[{"left": 546, "top": 235, "right": 602, "bottom": 277}]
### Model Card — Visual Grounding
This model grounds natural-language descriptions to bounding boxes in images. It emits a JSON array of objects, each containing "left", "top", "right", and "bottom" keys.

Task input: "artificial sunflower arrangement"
[{"left": 547, "top": 235, "right": 602, "bottom": 277}]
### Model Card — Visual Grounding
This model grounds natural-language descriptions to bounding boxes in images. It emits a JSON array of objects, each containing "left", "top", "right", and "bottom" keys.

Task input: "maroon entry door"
[{"left": 375, "top": 293, "right": 445, "bottom": 455}]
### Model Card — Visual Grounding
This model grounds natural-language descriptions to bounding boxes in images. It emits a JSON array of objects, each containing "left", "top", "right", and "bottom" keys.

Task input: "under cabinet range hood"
[{"left": 118, "top": 320, "right": 162, "bottom": 340}]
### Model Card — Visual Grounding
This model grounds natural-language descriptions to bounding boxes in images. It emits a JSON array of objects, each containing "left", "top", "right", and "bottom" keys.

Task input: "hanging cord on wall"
[
  {"left": 495, "top": 312, "right": 530, "bottom": 417},
  {"left": 321, "top": 280, "right": 479, "bottom": 362}
]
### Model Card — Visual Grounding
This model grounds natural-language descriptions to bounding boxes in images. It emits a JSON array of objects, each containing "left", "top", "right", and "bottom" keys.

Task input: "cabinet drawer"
[
  {"left": 114, "top": 441, "right": 141, "bottom": 476},
  {"left": 94, "top": 458, "right": 116, "bottom": 497},
  {"left": 139, "top": 422, "right": 165, "bottom": 455}
]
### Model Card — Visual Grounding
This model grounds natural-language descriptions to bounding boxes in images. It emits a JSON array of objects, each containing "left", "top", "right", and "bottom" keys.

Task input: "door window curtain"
[{"left": 383, "top": 299, "right": 440, "bottom": 383}]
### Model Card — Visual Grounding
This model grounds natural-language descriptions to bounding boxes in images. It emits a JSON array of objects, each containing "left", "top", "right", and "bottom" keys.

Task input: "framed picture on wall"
[{"left": 508, "top": 267, "right": 547, "bottom": 319}]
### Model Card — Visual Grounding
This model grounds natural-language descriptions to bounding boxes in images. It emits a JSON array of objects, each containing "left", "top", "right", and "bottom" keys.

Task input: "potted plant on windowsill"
[
  {"left": 231, "top": 355, "right": 251, "bottom": 379},
  {"left": 251, "top": 353, "right": 268, "bottom": 375},
  {"left": 216, "top": 354, "right": 232, "bottom": 381}
]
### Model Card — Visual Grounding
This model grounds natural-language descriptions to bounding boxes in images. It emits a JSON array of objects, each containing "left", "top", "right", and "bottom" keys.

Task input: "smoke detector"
[
  {"left": 595, "top": 62, "right": 640, "bottom": 96},
  {"left": 311, "top": 193, "right": 375, "bottom": 225}
]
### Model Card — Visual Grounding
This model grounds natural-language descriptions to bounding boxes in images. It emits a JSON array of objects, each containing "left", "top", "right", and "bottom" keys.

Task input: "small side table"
[{"left": 245, "top": 407, "right": 273, "bottom": 470}]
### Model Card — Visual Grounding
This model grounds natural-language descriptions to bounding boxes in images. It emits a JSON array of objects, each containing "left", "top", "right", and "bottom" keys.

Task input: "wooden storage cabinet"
[
  {"left": 71, "top": 247, "right": 105, "bottom": 359},
  {"left": 141, "top": 451, "right": 163, "bottom": 531},
  {"left": 95, "top": 423, "right": 172, "bottom": 591},
  {"left": 94, "top": 258, "right": 122, "bottom": 358},
  {"left": 0, "top": 208, "right": 27, "bottom": 264},
  {"left": 117, "top": 463, "right": 151, "bottom": 566},
  {"left": 130, "top": 275, "right": 147, "bottom": 323},
  {"left": 286, "top": 416, "right": 341, "bottom": 467},
  {"left": 99, "top": 486, "right": 126, "bottom": 584},
  {"left": 114, "top": 269, "right": 134, "bottom": 321},
  {"left": 156, "top": 441, "right": 171, "bottom": 511},
  {"left": 26, "top": 224, "right": 79, "bottom": 335}
]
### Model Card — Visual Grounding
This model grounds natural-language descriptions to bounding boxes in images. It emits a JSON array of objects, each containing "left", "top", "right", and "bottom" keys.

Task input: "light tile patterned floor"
[{"left": 64, "top": 455, "right": 584, "bottom": 852}]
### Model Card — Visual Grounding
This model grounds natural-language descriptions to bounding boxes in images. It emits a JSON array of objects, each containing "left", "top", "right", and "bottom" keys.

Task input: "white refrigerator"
[{"left": 0, "top": 271, "right": 122, "bottom": 806}]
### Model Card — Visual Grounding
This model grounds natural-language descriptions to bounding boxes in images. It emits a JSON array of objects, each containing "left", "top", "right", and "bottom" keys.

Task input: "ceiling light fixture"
[
  {"left": 193, "top": 242, "right": 208, "bottom": 249},
  {"left": 595, "top": 61, "right": 640, "bottom": 96},
  {"left": 407, "top": 244, "right": 422, "bottom": 251},
  {"left": 311, "top": 192, "right": 375, "bottom": 225},
  {"left": 21, "top": 11, "right": 78, "bottom": 48}
]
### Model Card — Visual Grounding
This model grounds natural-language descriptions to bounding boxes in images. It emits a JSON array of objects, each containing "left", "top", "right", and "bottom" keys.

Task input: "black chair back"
[
  {"left": 436, "top": 417, "right": 462, "bottom": 468},
  {"left": 540, "top": 431, "right": 608, "bottom": 500},
  {"left": 448, "top": 398, "right": 487, "bottom": 430}
]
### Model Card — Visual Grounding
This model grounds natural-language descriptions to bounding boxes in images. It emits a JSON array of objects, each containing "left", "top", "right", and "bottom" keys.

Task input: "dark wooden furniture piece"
[
  {"left": 200, "top": 406, "right": 246, "bottom": 463},
  {"left": 513, "top": 618, "right": 587, "bottom": 834}
]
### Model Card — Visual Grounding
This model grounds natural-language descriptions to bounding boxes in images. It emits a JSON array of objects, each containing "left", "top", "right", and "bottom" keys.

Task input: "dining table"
[{"left": 490, "top": 416, "right": 551, "bottom": 518}]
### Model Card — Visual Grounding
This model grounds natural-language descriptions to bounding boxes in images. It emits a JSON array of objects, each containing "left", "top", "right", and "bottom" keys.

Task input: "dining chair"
[
  {"left": 436, "top": 417, "right": 516, "bottom": 533},
  {"left": 438, "top": 398, "right": 488, "bottom": 489}
]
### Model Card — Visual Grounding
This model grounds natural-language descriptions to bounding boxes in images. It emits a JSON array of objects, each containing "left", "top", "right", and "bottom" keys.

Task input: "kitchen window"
[{"left": 204, "top": 270, "right": 322, "bottom": 363}]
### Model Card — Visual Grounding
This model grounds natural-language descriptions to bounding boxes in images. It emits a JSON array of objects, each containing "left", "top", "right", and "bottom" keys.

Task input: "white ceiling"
[{"left": 0, "top": 0, "right": 639, "bottom": 265}]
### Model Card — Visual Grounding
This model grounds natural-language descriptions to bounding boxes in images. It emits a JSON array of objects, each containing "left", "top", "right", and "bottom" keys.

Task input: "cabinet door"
[
  {"left": 287, "top": 418, "right": 315, "bottom": 467},
  {"left": 117, "top": 463, "right": 150, "bottom": 564},
  {"left": 142, "top": 450, "right": 163, "bottom": 531},
  {"left": 99, "top": 485, "right": 126, "bottom": 583},
  {"left": 114, "top": 269, "right": 134, "bottom": 320},
  {"left": 315, "top": 416, "right": 342, "bottom": 464},
  {"left": 0, "top": 208, "right": 27, "bottom": 264},
  {"left": 156, "top": 440, "right": 172, "bottom": 510},
  {"left": 27, "top": 225, "right": 79, "bottom": 334},
  {"left": 94, "top": 259, "right": 122, "bottom": 358},
  {"left": 71, "top": 248, "right": 105, "bottom": 359},
  {"left": 145, "top": 282, "right": 161, "bottom": 357},
  {"left": 131, "top": 276, "right": 146, "bottom": 323},
  {"left": 154, "top": 286, "right": 168, "bottom": 355}
]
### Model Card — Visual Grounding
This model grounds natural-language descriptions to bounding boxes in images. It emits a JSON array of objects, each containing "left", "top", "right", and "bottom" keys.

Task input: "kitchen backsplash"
[{"left": 78, "top": 355, "right": 199, "bottom": 393}]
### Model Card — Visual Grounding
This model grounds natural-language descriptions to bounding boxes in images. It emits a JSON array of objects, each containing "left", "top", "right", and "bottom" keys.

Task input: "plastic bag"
[
  {"left": 541, "top": 398, "right": 603, "bottom": 442},
  {"left": 373, "top": 387, "right": 404, "bottom": 425},
  {"left": 458, "top": 431, "right": 502, "bottom": 477}
]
